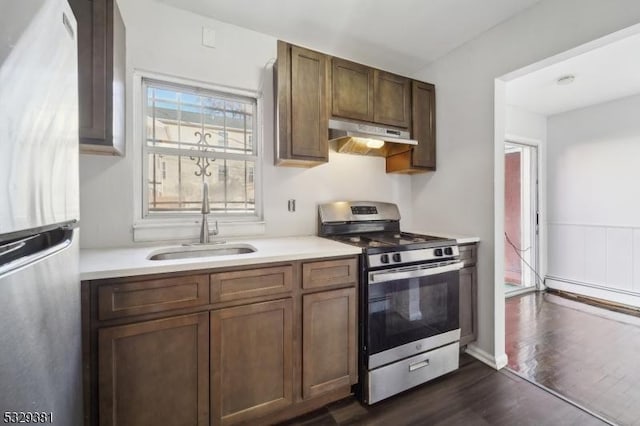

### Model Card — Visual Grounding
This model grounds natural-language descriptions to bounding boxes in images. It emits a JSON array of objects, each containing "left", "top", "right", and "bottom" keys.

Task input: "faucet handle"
[{"left": 210, "top": 220, "right": 219, "bottom": 236}]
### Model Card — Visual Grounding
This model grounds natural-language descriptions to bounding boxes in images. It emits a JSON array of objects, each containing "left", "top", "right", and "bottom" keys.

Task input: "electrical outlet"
[{"left": 288, "top": 199, "right": 296, "bottom": 212}]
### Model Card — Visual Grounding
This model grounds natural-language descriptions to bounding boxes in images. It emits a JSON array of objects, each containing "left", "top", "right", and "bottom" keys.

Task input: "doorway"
[{"left": 504, "top": 141, "right": 539, "bottom": 296}]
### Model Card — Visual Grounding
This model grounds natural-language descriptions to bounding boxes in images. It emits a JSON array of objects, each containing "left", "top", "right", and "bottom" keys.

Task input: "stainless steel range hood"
[{"left": 329, "top": 119, "right": 417, "bottom": 157}]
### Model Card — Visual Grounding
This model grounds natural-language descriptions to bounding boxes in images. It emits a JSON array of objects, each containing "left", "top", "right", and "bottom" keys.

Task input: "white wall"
[
  {"left": 546, "top": 94, "right": 640, "bottom": 306},
  {"left": 410, "top": 0, "right": 640, "bottom": 367},
  {"left": 505, "top": 105, "right": 547, "bottom": 143},
  {"left": 79, "top": 0, "right": 412, "bottom": 248}
]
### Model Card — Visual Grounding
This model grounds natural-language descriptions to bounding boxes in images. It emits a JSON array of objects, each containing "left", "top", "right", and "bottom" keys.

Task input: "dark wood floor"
[
  {"left": 507, "top": 291, "right": 640, "bottom": 425},
  {"left": 279, "top": 354, "right": 605, "bottom": 426}
]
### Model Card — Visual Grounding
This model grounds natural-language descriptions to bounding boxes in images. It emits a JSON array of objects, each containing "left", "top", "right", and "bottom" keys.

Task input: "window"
[{"left": 142, "top": 78, "right": 259, "bottom": 220}]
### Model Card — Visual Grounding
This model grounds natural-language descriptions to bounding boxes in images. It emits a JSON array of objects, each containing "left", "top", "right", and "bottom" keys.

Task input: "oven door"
[{"left": 367, "top": 261, "right": 463, "bottom": 369}]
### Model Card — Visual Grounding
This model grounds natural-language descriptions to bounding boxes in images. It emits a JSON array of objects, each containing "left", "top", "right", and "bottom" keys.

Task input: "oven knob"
[
  {"left": 380, "top": 254, "right": 390, "bottom": 264},
  {"left": 434, "top": 248, "right": 443, "bottom": 257},
  {"left": 444, "top": 247, "right": 453, "bottom": 256},
  {"left": 392, "top": 253, "right": 402, "bottom": 262}
]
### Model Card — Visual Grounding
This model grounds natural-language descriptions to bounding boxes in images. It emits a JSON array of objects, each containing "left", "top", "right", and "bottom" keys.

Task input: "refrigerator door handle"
[
  {"left": 0, "top": 240, "right": 27, "bottom": 257},
  {"left": 0, "top": 235, "right": 40, "bottom": 258},
  {"left": 0, "top": 233, "right": 73, "bottom": 278}
]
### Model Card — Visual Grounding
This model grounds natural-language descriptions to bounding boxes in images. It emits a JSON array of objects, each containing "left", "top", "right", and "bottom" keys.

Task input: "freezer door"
[
  {"left": 0, "top": 0, "right": 79, "bottom": 235},
  {"left": 0, "top": 228, "right": 82, "bottom": 425}
]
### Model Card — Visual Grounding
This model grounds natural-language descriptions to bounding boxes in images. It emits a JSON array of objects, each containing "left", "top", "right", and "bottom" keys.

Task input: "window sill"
[{"left": 132, "top": 218, "right": 266, "bottom": 243}]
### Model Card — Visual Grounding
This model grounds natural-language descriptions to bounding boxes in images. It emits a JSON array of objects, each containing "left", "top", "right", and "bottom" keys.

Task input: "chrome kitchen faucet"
[{"left": 199, "top": 181, "right": 219, "bottom": 244}]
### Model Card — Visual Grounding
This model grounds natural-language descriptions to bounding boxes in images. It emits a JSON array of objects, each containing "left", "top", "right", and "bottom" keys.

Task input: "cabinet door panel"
[
  {"left": 331, "top": 58, "right": 374, "bottom": 122},
  {"left": 276, "top": 41, "right": 328, "bottom": 166},
  {"left": 291, "top": 46, "right": 329, "bottom": 159},
  {"left": 302, "top": 288, "right": 357, "bottom": 399},
  {"left": 374, "top": 70, "right": 411, "bottom": 128},
  {"left": 69, "top": 0, "right": 125, "bottom": 155},
  {"left": 211, "top": 299, "right": 293, "bottom": 425},
  {"left": 411, "top": 81, "right": 436, "bottom": 169},
  {"left": 98, "top": 313, "right": 209, "bottom": 426},
  {"left": 459, "top": 266, "right": 477, "bottom": 346}
]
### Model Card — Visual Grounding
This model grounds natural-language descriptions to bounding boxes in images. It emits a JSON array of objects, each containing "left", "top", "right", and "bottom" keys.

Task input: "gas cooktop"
[
  {"left": 327, "top": 231, "right": 452, "bottom": 250},
  {"left": 318, "top": 201, "right": 458, "bottom": 257}
]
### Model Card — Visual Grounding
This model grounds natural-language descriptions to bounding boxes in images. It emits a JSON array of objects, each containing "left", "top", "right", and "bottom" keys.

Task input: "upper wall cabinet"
[
  {"left": 331, "top": 60, "right": 411, "bottom": 129},
  {"left": 70, "top": 0, "right": 126, "bottom": 156},
  {"left": 275, "top": 41, "right": 329, "bottom": 167},
  {"left": 373, "top": 70, "right": 411, "bottom": 129},
  {"left": 411, "top": 81, "right": 436, "bottom": 169},
  {"left": 331, "top": 58, "right": 375, "bottom": 122},
  {"left": 274, "top": 40, "right": 435, "bottom": 172},
  {"left": 386, "top": 81, "right": 436, "bottom": 173}
]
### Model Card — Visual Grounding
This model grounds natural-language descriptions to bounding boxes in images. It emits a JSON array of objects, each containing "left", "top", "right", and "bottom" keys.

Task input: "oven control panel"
[{"left": 368, "top": 246, "right": 459, "bottom": 268}]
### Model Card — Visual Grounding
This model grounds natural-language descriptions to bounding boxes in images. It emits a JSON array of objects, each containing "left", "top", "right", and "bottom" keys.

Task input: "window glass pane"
[
  {"left": 153, "top": 88, "right": 178, "bottom": 102},
  {"left": 144, "top": 79, "right": 257, "bottom": 218},
  {"left": 148, "top": 153, "right": 185, "bottom": 211},
  {"left": 208, "top": 159, "right": 255, "bottom": 214},
  {"left": 145, "top": 83, "right": 255, "bottom": 154},
  {"left": 147, "top": 153, "right": 255, "bottom": 215},
  {"left": 146, "top": 96, "right": 182, "bottom": 149}
]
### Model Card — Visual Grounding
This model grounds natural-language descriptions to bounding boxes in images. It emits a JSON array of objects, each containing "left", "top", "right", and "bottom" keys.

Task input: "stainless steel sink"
[{"left": 148, "top": 244, "right": 257, "bottom": 261}]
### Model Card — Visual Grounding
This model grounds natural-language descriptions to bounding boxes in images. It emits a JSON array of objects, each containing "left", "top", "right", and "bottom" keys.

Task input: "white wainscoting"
[{"left": 547, "top": 223, "right": 640, "bottom": 307}]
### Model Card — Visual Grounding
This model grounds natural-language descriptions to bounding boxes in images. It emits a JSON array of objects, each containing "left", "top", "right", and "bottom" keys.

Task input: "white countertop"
[
  {"left": 80, "top": 236, "right": 362, "bottom": 281},
  {"left": 407, "top": 230, "right": 480, "bottom": 245}
]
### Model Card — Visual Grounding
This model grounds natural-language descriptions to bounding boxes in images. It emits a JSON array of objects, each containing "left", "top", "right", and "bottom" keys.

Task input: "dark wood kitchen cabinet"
[
  {"left": 331, "top": 60, "right": 410, "bottom": 130},
  {"left": 373, "top": 70, "right": 411, "bottom": 128},
  {"left": 83, "top": 256, "right": 358, "bottom": 426},
  {"left": 302, "top": 287, "right": 357, "bottom": 399},
  {"left": 211, "top": 299, "right": 294, "bottom": 425},
  {"left": 458, "top": 243, "right": 478, "bottom": 346},
  {"left": 275, "top": 40, "right": 437, "bottom": 172},
  {"left": 98, "top": 313, "right": 210, "bottom": 426},
  {"left": 300, "top": 258, "right": 358, "bottom": 401},
  {"left": 386, "top": 81, "right": 436, "bottom": 173},
  {"left": 275, "top": 41, "right": 329, "bottom": 166},
  {"left": 69, "top": 0, "right": 126, "bottom": 155},
  {"left": 331, "top": 58, "right": 375, "bottom": 122}
]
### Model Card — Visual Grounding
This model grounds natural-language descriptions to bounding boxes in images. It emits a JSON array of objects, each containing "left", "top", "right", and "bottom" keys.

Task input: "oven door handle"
[{"left": 369, "top": 261, "right": 464, "bottom": 284}]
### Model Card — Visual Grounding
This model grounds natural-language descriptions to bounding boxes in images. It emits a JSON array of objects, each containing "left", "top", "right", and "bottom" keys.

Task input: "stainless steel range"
[{"left": 318, "top": 201, "right": 463, "bottom": 404}]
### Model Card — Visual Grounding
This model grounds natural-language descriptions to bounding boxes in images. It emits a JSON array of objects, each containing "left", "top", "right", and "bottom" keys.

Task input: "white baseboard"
[
  {"left": 464, "top": 344, "right": 508, "bottom": 370},
  {"left": 546, "top": 277, "right": 640, "bottom": 309}
]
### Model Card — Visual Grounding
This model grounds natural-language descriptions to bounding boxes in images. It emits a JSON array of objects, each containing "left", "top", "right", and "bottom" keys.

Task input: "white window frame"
[{"left": 132, "top": 70, "right": 265, "bottom": 242}]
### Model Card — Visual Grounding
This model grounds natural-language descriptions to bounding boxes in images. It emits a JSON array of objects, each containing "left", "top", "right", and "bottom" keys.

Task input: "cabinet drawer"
[
  {"left": 210, "top": 266, "right": 293, "bottom": 303},
  {"left": 302, "top": 258, "right": 358, "bottom": 290},
  {"left": 97, "top": 275, "right": 210, "bottom": 321},
  {"left": 367, "top": 342, "right": 459, "bottom": 404},
  {"left": 459, "top": 244, "right": 477, "bottom": 267}
]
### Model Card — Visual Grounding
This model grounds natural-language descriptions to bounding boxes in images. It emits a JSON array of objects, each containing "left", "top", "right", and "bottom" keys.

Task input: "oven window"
[{"left": 368, "top": 270, "right": 459, "bottom": 355}]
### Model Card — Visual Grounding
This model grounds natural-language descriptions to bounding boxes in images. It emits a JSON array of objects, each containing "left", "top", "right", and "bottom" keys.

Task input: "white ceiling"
[
  {"left": 507, "top": 31, "right": 640, "bottom": 117},
  {"left": 156, "top": 0, "right": 543, "bottom": 75}
]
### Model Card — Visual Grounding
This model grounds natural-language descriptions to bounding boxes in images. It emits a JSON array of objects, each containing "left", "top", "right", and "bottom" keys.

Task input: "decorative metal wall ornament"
[{"left": 191, "top": 130, "right": 215, "bottom": 177}]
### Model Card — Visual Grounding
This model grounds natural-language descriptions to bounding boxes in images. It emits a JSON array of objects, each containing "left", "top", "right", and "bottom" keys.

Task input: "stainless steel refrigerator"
[{"left": 0, "top": 0, "right": 82, "bottom": 424}]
